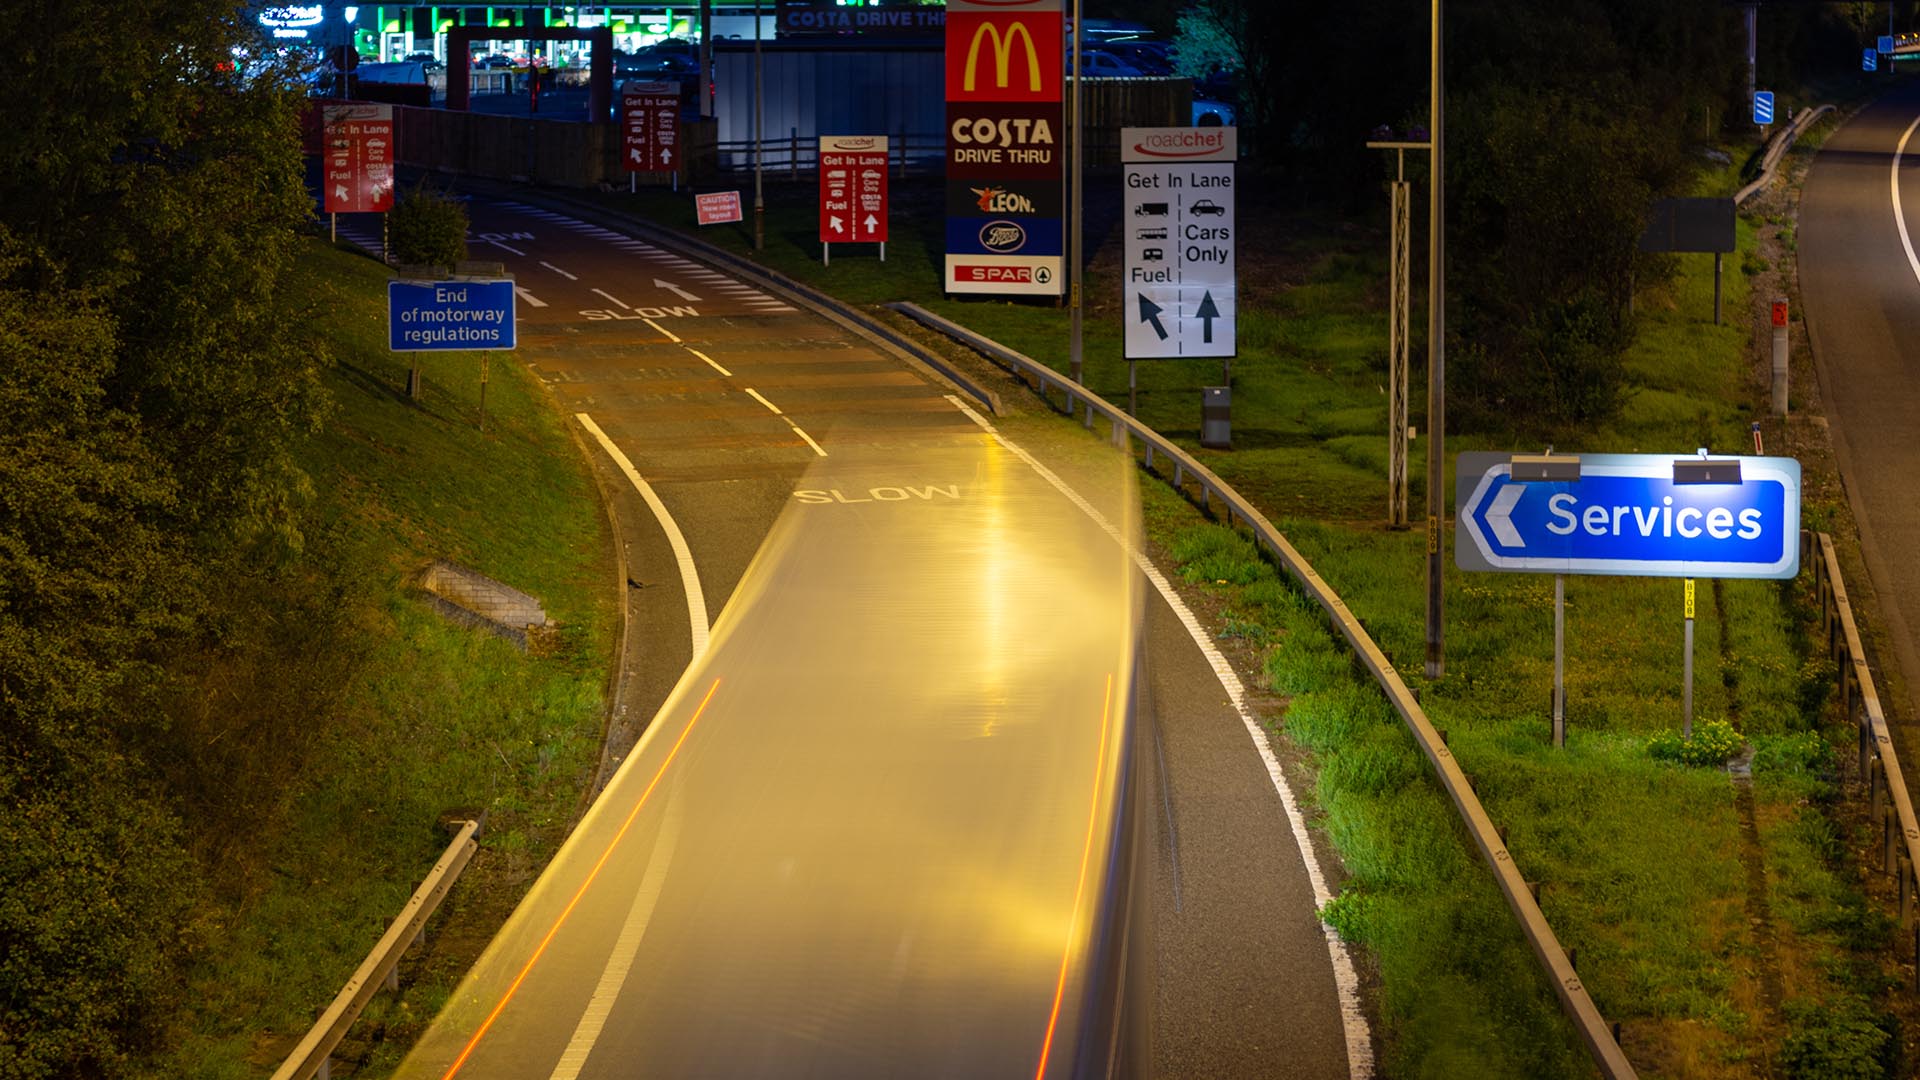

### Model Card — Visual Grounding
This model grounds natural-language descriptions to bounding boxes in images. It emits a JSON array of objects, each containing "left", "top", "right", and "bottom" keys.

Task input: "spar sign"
[
  {"left": 945, "top": 0, "right": 1063, "bottom": 297},
  {"left": 322, "top": 102, "right": 394, "bottom": 214}
]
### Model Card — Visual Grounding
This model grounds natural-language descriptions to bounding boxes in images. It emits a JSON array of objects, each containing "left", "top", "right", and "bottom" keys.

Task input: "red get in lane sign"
[
  {"left": 323, "top": 103, "right": 395, "bottom": 214},
  {"left": 622, "top": 82, "right": 679, "bottom": 174},
  {"left": 818, "top": 135, "right": 889, "bottom": 244}
]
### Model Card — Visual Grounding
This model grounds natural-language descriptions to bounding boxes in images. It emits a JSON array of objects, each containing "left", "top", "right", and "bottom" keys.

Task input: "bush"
[
  {"left": 1778, "top": 998, "right": 1896, "bottom": 1080},
  {"left": 387, "top": 182, "right": 469, "bottom": 271},
  {"left": 1647, "top": 719, "right": 1743, "bottom": 767}
]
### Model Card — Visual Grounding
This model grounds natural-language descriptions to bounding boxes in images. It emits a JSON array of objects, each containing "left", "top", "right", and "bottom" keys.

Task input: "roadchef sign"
[
  {"left": 322, "top": 103, "right": 394, "bottom": 214},
  {"left": 818, "top": 136, "right": 888, "bottom": 244},
  {"left": 944, "top": 0, "right": 1062, "bottom": 297}
]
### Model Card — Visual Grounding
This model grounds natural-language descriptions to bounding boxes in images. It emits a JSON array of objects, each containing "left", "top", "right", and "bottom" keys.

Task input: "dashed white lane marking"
[
  {"left": 743, "top": 388, "right": 782, "bottom": 415},
  {"left": 686, "top": 348, "right": 731, "bottom": 377},
  {"left": 478, "top": 236, "right": 526, "bottom": 256},
  {"left": 786, "top": 420, "right": 827, "bottom": 457},
  {"left": 514, "top": 286, "right": 548, "bottom": 308},
  {"left": 642, "top": 318, "right": 681, "bottom": 343},
  {"left": 546, "top": 788, "right": 683, "bottom": 1080},
  {"left": 942, "top": 394, "right": 1376, "bottom": 1080},
  {"left": 541, "top": 261, "right": 578, "bottom": 280},
  {"left": 591, "top": 287, "right": 630, "bottom": 309},
  {"left": 577, "top": 413, "right": 709, "bottom": 662}
]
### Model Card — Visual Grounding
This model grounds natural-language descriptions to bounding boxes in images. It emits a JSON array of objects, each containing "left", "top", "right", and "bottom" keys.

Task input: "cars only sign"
[
  {"left": 1122, "top": 127, "right": 1236, "bottom": 360},
  {"left": 818, "top": 136, "right": 888, "bottom": 246}
]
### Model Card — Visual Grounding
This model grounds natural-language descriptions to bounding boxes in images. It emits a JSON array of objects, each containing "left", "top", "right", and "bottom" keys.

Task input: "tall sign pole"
[
  {"left": 754, "top": 0, "right": 765, "bottom": 251},
  {"left": 1426, "top": 0, "right": 1447, "bottom": 679},
  {"left": 1069, "top": 0, "right": 1084, "bottom": 383}
]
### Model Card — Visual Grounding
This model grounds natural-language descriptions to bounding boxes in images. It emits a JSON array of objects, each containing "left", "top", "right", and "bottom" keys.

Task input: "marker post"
[
  {"left": 1553, "top": 574, "right": 1566, "bottom": 748},
  {"left": 1683, "top": 578, "right": 1696, "bottom": 737}
]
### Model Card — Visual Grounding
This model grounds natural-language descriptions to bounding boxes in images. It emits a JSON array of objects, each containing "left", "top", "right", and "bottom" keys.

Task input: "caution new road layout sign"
[{"left": 1122, "top": 127, "right": 1236, "bottom": 360}]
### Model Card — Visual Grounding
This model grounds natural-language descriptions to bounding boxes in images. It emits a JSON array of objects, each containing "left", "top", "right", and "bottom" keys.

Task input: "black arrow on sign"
[
  {"left": 1195, "top": 290, "right": 1220, "bottom": 344},
  {"left": 1138, "top": 294, "right": 1168, "bottom": 340}
]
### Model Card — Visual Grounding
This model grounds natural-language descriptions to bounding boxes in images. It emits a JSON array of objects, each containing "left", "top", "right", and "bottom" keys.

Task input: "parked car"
[
  {"left": 474, "top": 53, "right": 516, "bottom": 69},
  {"left": 1193, "top": 98, "right": 1236, "bottom": 126},
  {"left": 1071, "top": 49, "right": 1145, "bottom": 77}
]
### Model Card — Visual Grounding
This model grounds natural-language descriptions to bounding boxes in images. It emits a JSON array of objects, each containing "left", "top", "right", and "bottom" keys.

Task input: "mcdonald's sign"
[{"left": 945, "top": 8, "right": 1062, "bottom": 103}]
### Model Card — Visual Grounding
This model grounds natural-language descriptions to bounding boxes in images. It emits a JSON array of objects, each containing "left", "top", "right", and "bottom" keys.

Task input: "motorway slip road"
[{"left": 324, "top": 193, "right": 1367, "bottom": 1076}]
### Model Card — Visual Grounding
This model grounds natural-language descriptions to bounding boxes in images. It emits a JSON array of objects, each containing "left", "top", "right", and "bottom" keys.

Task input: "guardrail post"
[
  {"left": 790, "top": 127, "right": 799, "bottom": 180},
  {"left": 1888, "top": 809, "right": 1898, "bottom": 875},
  {"left": 1903, "top": 856, "right": 1914, "bottom": 927},
  {"left": 1874, "top": 757, "right": 1885, "bottom": 823}
]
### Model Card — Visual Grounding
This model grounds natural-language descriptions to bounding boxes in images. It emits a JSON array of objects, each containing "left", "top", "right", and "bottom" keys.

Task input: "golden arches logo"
[{"left": 963, "top": 20, "right": 1042, "bottom": 93}]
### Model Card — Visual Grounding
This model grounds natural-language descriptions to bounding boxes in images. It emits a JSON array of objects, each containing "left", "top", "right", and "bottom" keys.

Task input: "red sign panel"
[
  {"left": 818, "top": 136, "right": 889, "bottom": 244},
  {"left": 944, "top": 11, "right": 1062, "bottom": 103},
  {"left": 322, "top": 103, "right": 395, "bottom": 214},
  {"left": 622, "top": 83, "right": 680, "bottom": 175},
  {"left": 695, "top": 191, "right": 744, "bottom": 225},
  {"left": 1770, "top": 300, "right": 1789, "bottom": 328}
]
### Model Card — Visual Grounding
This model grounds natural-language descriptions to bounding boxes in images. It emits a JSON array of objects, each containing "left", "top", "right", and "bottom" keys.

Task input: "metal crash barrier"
[{"left": 272, "top": 818, "right": 483, "bottom": 1080}]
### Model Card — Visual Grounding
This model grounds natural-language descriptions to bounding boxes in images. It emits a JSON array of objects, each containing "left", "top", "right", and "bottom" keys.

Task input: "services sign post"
[
  {"left": 944, "top": 0, "right": 1063, "bottom": 297},
  {"left": 622, "top": 82, "right": 680, "bottom": 189},
  {"left": 1121, "top": 127, "right": 1237, "bottom": 365},
  {"left": 818, "top": 135, "right": 889, "bottom": 262},
  {"left": 1456, "top": 450, "right": 1802, "bottom": 745},
  {"left": 322, "top": 102, "right": 395, "bottom": 215}
]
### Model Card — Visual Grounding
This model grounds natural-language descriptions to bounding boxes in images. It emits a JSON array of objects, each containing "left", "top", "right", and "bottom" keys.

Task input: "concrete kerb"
[{"left": 452, "top": 178, "right": 1004, "bottom": 419}]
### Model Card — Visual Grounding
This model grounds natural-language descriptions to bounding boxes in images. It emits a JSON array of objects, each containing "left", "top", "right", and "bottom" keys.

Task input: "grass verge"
[{"left": 155, "top": 237, "right": 614, "bottom": 1077}]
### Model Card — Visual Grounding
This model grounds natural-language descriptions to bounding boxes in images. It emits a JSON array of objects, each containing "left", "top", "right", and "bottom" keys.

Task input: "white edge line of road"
[
  {"left": 685, "top": 348, "right": 732, "bottom": 377},
  {"left": 743, "top": 387, "right": 783, "bottom": 415},
  {"left": 544, "top": 785, "right": 682, "bottom": 1080},
  {"left": 577, "top": 413, "right": 710, "bottom": 663},
  {"left": 1893, "top": 114, "right": 1920, "bottom": 288},
  {"left": 942, "top": 395, "right": 1375, "bottom": 1079},
  {"left": 785, "top": 420, "right": 828, "bottom": 457}
]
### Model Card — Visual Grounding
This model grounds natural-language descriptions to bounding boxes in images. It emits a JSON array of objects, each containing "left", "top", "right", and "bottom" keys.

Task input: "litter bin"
[{"left": 1201, "top": 386, "right": 1231, "bottom": 449}]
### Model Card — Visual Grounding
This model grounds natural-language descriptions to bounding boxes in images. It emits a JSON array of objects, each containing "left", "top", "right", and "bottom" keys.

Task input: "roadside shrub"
[
  {"left": 1797, "top": 655, "right": 1837, "bottom": 722},
  {"left": 1647, "top": 719, "right": 1743, "bottom": 767},
  {"left": 1778, "top": 997, "right": 1896, "bottom": 1080},
  {"left": 1750, "top": 730, "right": 1833, "bottom": 780},
  {"left": 387, "top": 182, "right": 469, "bottom": 271}
]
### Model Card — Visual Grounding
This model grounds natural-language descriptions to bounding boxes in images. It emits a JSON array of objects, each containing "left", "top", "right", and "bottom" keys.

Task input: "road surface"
[{"left": 325, "top": 193, "right": 1366, "bottom": 1077}]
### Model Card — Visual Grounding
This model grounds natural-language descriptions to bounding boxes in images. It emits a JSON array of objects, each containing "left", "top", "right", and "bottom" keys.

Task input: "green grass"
[
  {"left": 566, "top": 151, "right": 1896, "bottom": 1074},
  {"left": 158, "top": 238, "right": 614, "bottom": 1077}
]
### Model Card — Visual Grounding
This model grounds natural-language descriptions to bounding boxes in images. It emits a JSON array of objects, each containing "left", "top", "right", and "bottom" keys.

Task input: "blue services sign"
[
  {"left": 388, "top": 280, "right": 516, "bottom": 352},
  {"left": 1455, "top": 452, "right": 1801, "bottom": 579},
  {"left": 1881, "top": 34, "right": 1896, "bottom": 55},
  {"left": 1752, "top": 90, "right": 1775, "bottom": 125}
]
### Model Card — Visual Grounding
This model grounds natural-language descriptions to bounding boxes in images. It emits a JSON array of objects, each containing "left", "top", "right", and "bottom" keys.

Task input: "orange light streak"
[
  {"left": 441, "top": 677, "right": 723, "bottom": 1079},
  {"left": 1032, "top": 672, "right": 1114, "bottom": 1080}
]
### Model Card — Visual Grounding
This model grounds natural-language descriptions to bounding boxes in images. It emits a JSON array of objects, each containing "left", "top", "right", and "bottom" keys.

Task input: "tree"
[{"left": 0, "top": 1, "right": 325, "bottom": 1072}]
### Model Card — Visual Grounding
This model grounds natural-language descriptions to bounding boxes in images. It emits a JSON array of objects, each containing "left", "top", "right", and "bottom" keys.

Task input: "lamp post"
[
  {"left": 1069, "top": 0, "right": 1084, "bottom": 385},
  {"left": 1425, "top": 0, "right": 1446, "bottom": 680},
  {"left": 753, "top": 0, "right": 764, "bottom": 250}
]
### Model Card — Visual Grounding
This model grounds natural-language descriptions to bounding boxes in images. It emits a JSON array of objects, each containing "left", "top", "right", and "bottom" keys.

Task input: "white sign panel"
[{"left": 1122, "top": 127, "right": 1236, "bottom": 360}]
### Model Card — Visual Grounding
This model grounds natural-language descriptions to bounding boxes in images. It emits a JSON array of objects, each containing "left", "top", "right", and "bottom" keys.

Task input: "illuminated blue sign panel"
[
  {"left": 1866, "top": 48, "right": 1880, "bottom": 72},
  {"left": 1752, "top": 90, "right": 1775, "bottom": 125},
  {"left": 388, "top": 280, "right": 517, "bottom": 352},
  {"left": 1880, "top": 34, "right": 1896, "bottom": 55},
  {"left": 1455, "top": 452, "right": 1801, "bottom": 579}
]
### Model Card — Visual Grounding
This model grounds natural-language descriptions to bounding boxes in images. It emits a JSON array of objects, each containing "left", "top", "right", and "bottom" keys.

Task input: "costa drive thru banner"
[{"left": 944, "top": 0, "right": 1063, "bottom": 296}]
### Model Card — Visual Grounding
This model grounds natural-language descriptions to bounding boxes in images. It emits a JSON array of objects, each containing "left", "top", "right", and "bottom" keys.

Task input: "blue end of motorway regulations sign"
[
  {"left": 1455, "top": 452, "right": 1801, "bottom": 579},
  {"left": 388, "top": 280, "right": 517, "bottom": 352}
]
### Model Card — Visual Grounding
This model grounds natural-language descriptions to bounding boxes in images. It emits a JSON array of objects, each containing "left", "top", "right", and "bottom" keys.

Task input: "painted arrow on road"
[
  {"left": 653, "top": 279, "right": 702, "bottom": 302},
  {"left": 1195, "top": 290, "right": 1220, "bottom": 344},
  {"left": 1138, "top": 294, "right": 1168, "bottom": 340}
]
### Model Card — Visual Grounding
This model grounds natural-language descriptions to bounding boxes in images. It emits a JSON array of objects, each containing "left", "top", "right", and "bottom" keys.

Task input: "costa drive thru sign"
[
  {"left": 944, "top": 0, "right": 1063, "bottom": 296},
  {"left": 1455, "top": 452, "right": 1801, "bottom": 579},
  {"left": 1122, "top": 127, "right": 1236, "bottom": 359}
]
